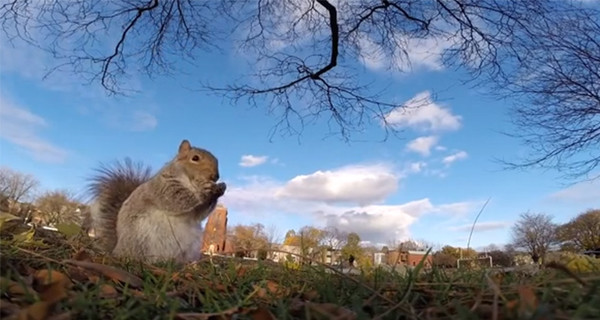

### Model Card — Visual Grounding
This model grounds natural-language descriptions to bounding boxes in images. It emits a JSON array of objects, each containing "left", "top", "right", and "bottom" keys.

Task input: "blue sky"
[{"left": 1, "top": 5, "right": 599, "bottom": 251}]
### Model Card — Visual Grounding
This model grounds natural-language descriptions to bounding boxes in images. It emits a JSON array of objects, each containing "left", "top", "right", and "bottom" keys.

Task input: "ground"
[{"left": 0, "top": 221, "right": 599, "bottom": 320}]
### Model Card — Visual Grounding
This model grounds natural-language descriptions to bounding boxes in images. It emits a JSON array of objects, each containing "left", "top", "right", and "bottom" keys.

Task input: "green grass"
[{"left": 1, "top": 226, "right": 599, "bottom": 320}]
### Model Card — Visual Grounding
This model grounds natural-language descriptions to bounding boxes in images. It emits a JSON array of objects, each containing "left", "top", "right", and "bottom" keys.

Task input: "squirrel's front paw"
[
  {"left": 200, "top": 181, "right": 226, "bottom": 197},
  {"left": 214, "top": 182, "right": 226, "bottom": 196}
]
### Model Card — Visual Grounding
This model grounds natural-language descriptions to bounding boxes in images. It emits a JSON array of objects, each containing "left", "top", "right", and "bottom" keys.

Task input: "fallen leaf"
[
  {"left": 34, "top": 270, "right": 72, "bottom": 305},
  {"left": 246, "top": 306, "right": 276, "bottom": 320},
  {"left": 506, "top": 299, "right": 519, "bottom": 312},
  {"left": 12, "top": 228, "right": 35, "bottom": 243},
  {"left": 17, "top": 301, "right": 51, "bottom": 320},
  {"left": 236, "top": 265, "right": 248, "bottom": 278},
  {"left": 71, "top": 249, "right": 92, "bottom": 262},
  {"left": 0, "top": 276, "right": 35, "bottom": 297},
  {"left": 0, "top": 212, "right": 22, "bottom": 231},
  {"left": 254, "top": 280, "right": 288, "bottom": 299},
  {"left": 302, "top": 290, "right": 320, "bottom": 301},
  {"left": 55, "top": 223, "right": 82, "bottom": 238},
  {"left": 175, "top": 306, "right": 241, "bottom": 320},
  {"left": 99, "top": 284, "right": 118, "bottom": 298},
  {"left": 63, "top": 259, "right": 143, "bottom": 288},
  {"left": 129, "top": 289, "right": 145, "bottom": 297},
  {"left": 517, "top": 285, "right": 538, "bottom": 318},
  {"left": 34, "top": 270, "right": 71, "bottom": 288}
]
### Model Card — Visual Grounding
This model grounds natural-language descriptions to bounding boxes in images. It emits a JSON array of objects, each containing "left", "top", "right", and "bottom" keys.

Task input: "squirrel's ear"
[{"left": 178, "top": 140, "right": 191, "bottom": 154}]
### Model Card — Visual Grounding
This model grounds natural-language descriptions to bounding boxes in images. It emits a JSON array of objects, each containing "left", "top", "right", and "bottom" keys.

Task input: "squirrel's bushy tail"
[{"left": 87, "top": 158, "right": 153, "bottom": 252}]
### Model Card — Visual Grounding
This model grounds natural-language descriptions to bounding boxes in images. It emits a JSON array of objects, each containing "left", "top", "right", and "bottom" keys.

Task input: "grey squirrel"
[{"left": 87, "top": 139, "right": 226, "bottom": 263}]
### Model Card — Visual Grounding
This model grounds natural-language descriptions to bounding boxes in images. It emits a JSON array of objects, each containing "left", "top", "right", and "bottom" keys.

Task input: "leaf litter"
[{"left": 1, "top": 225, "right": 599, "bottom": 319}]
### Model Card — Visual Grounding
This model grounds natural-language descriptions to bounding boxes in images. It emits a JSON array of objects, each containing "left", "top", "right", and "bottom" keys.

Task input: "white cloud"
[
  {"left": 448, "top": 221, "right": 511, "bottom": 232},
  {"left": 275, "top": 163, "right": 399, "bottom": 206},
  {"left": 221, "top": 165, "right": 481, "bottom": 244},
  {"left": 385, "top": 91, "right": 462, "bottom": 132},
  {"left": 442, "top": 151, "right": 468, "bottom": 165},
  {"left": 407, "top": 161, "right": 427, "bottom": 174},
  {"left": 406, "top": 135, "right": 439, "bottom": 156},
  {"left": 547, "top": 179, "right": 600, "bottom": 204},
  {"left": 239, "top": 155, "right": 269, "bottom": 167},
  {"left": 0, "top": 96, "right": 68, "bottom": 163}
]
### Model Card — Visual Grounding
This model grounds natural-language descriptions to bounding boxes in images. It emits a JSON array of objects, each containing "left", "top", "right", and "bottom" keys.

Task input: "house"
[
  {"left": 385, "top": 249, "right": 433, "bottom": 267},
  {"left": 373, "top": 252, "right": 386, "bottom": 266},
  {"left": 270, "top": 244, "right": 303, "bottom": 263}
]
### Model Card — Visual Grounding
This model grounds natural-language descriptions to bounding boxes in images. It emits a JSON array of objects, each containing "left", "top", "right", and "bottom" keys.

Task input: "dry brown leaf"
[
  {"left": 71, "top": 249, "right": 92, "bottom": 262},
  {"left": 0, "top": 276, "right": 35, "bottom": 297},
  {"left": 17, "top": 301, "right": 51, "bottom": 320},
  {"left": 302, "top": 290, "right": 320, "bottom": 301},
  {"left": 517, "top": 286, "right": 538, "bottom": 313},
  {"left": 254, "top": 280, "right": 288, "bottom": 299},
  {"left": 34, "top": 270, "right": 71, "bottom": 288},
  {"left": 236, "top": 265, "right": 248, "bottom": 278},
  {"left": 99, "top": 284, "right": 118, "bottom": 298},
  {"left": 63, "top": 260, "right": 143, "bottom": 288},
  {"left": 506, "top": 299, "right": 519, "bottom": 312},
  {"left": 129, "top": 289, "right": 145, "bottom": 297},
  {"left": 33, "top": 270, "right": 72, "bottom": 305},
  {"left": 246, "top": 306, "right": 276, "bottom": 320},
  {"left": 517, "top": 285, "right": 538, "bottom": 317},
  {"left": 175, "top": 306, "right": 241, "bottom": 320}
]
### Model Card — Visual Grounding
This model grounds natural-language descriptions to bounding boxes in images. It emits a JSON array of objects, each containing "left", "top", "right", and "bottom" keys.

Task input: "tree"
[
  {"left": 487, "top": 250, "right": 513, "bottom": 267},
  {"left": 557, "top": 209, "right": 600, "bottom": 252},
  {"left": 298, "top": 226, "right": 326, "bottom": 262},
  {"left": 321, "top": 226, "right": 348, "bottom": 251},
  {"left": 433, "top": 252, "right": 456, "bottom": 268},
  {"left": 341, "top": 232, "right": 363, "bottom": 265},
  {"left": 283, "top": 229, "right": 298, "bottom": 246},
  {"left": 510, "top": 212, "right": 558, "bottom": 264},
  {"left": 35, "top": 189, "right": 83, "bottom": 226},
  {"left": 2, "top": 1, "right": 600, "bottom": 179},
  {"left": 440, "top": 245, "right": 476, "bottom": 260},
  {"left": 282, "top": 226, "right": 325, "bottom": 262},
  {"left": 231, "top": 223, "right": 269, "bottom": 258},
  {"left": 0, "top": 167, "right": 39, "bottom": 204}
]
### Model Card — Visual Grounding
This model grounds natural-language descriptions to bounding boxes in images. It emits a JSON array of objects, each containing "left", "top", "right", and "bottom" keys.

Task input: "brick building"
[
  {"left": 385, "top": 249, "right": 433, "bottom": 267},
  {"left": 201, "top": 204, "right": 229, "bottom": 254}
]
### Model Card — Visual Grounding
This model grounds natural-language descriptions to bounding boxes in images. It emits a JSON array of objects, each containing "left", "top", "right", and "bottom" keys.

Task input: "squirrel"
[{"left": 87, "top": 139, "right": 227, "bottom": 263}]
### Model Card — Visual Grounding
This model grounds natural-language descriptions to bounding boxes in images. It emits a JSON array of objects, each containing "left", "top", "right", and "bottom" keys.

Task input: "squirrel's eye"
[{"left": 191, "top": 155, "right": 200, "bottom": 162}]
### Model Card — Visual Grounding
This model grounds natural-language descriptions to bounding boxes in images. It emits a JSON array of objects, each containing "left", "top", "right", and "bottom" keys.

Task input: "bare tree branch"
[{"left": 1, "top": 0, "right": 599, "bottom": 179}]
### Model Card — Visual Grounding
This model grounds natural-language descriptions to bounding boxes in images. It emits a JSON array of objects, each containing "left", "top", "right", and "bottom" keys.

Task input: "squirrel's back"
[{"left": 87, "top": 158, "right": 153, "bottom": 252}]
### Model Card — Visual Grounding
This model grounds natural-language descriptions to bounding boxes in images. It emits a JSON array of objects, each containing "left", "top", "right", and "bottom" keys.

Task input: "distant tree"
[
  {"left": 433, "top": 252, "right": 456, "bottom": 268},
  {"left": 557, "top": 209, "right": 600, "bottom": 252},
  {"left": 231, "top": 223, "right": 269, "bottom": 258},
  {"left": 487, "top": 250, "right": 513, "bottom": 267},
  {"left": 510, "top": 212, "right": 558, "bottom": 264},
  {"left": 35, "top": 189, "right": 82, "bottom": 226},
  {"left": 321, "top": 226, "right": 348, "bottom": 251},
  {"left": 341, "top": 232, "right": 363, "bottom": 264},
  {"left": 298, "top": 226, "right": 326, "bottom": 262},
  {"left": 283, "top": 229, "right": 298, "bottom": 246},
  {"left": 440, "top": 245, "right": 477, "bottom": 260},
  {"left": 0, "top": 167, "right": 39, "bottom": 204}
]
